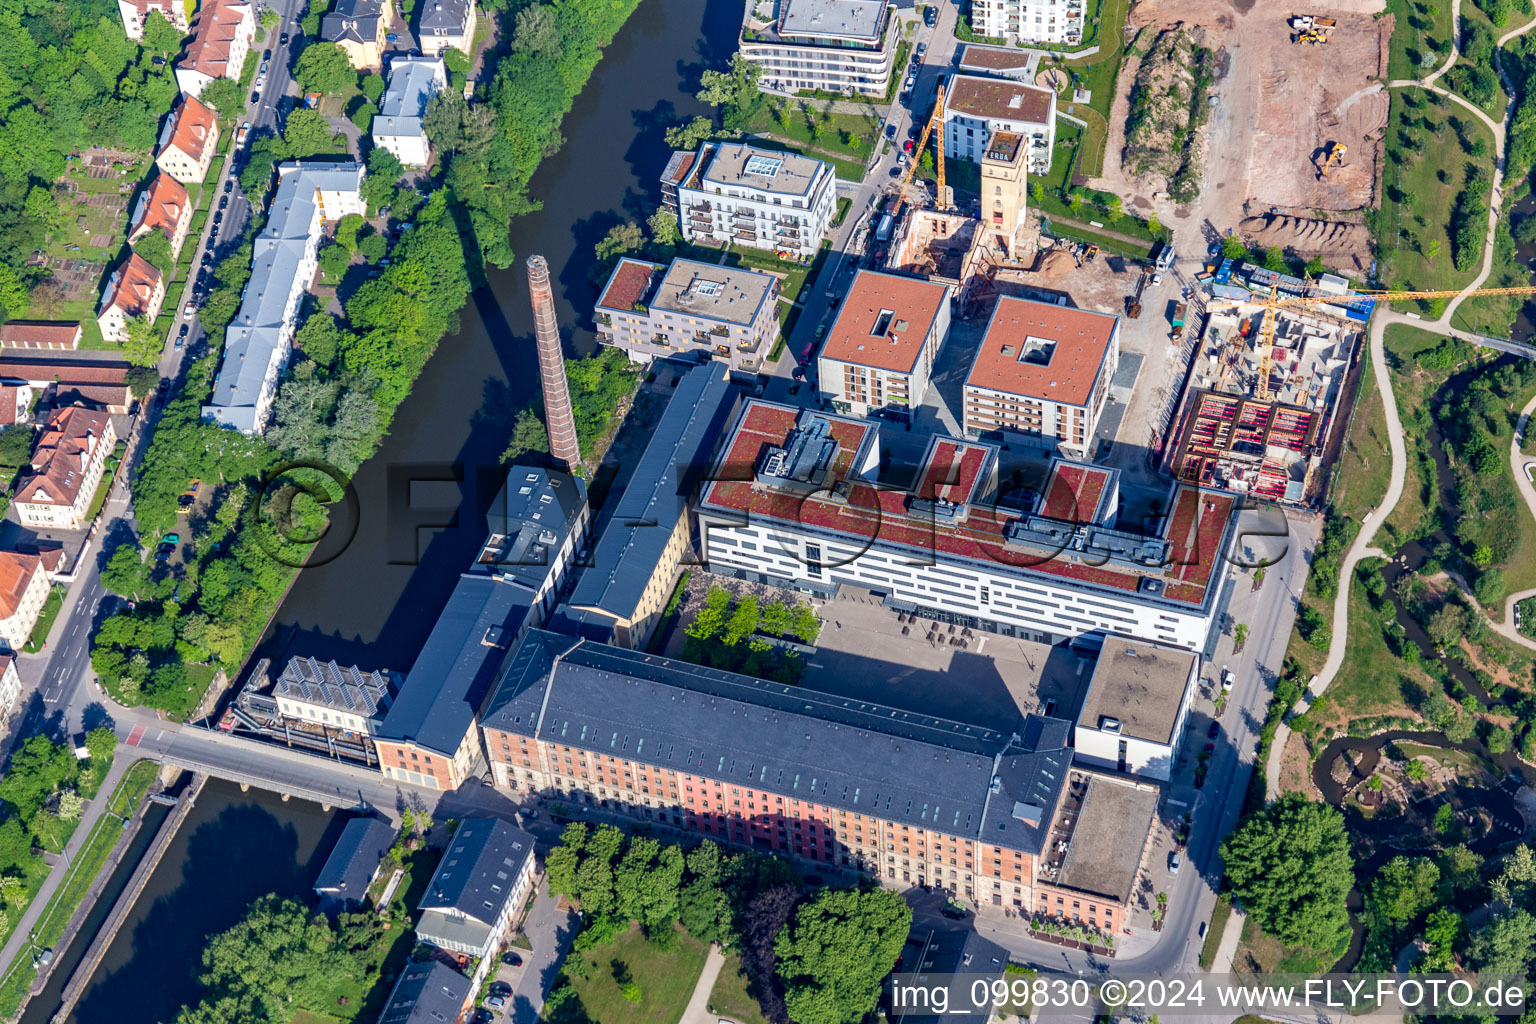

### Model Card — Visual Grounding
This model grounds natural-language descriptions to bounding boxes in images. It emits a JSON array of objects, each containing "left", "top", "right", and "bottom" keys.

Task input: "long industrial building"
[
  {"left": 696, "top": 401, "right": 1236, "bottom": 651},
  {"left": 480, "top": 629, "right": 1160, "bottom": 923}
]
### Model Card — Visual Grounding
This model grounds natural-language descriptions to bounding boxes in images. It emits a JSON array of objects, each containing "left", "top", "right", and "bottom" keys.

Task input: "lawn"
[
  {"left": 1329, "top": 356, "right": 1393, "bottom": 525},
  {"left": 707, "top": 950, "right": 771, "bottom": 1024},
  {"left": 743, "top": 103, "right": 881, "bottom": 166},
  {"left": 1376, "top": 88, "right": 1492, "bottom": 307},
  {"left": 0, "top": 756, "right": 160, "bottom": 1019},
  {"left": 1198, "top": 896, "right": 1234, "bottom": 970},
  {"left": 85, "top": 442, "right": 128, "bottom": 523},
  {"left": 1229, "top": 909, "right": 1341, "bottom": 976},
  {"left": 558, "top": 923, "right": 708, "bottom": 1024},
  {"left": 1440, "top": 1, "right": 1515, "bottom": 118},
  {"left": 23, "top": 585, "right": 65, "bottom": 654},
  {"left": 1385, "top": 0, "right": 1454, "bottom": 81}
]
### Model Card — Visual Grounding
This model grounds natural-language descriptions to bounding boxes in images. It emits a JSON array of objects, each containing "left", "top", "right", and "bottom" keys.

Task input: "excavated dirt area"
[
  {"left": 1238, "top": 212, "right": 1374, "bottom": 271},
  {"left": 1094, "top": 0, "right": 1389, "bottom": 266}
]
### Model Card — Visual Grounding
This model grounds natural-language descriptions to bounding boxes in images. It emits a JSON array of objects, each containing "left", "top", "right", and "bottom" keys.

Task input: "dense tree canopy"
[
  {"left": 1220, "top": 795, "right": 1355, "bottom": 953},
  {"left": 774, "top": 888, "right": 911, "bottom": 1024}
]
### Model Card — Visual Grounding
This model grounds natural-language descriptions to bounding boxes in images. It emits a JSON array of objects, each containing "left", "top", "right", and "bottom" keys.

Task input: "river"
[
  {"left": 52, "top": 780, "right": 343, "bottom": 1024},
  {"left": 251, "top": 0, "right": 738, "bottom": 674}
]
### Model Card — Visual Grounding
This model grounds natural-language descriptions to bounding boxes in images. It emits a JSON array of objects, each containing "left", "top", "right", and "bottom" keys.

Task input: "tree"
[
  {"left": 665, "top": 116, "right": 718, "bottom": 151},
  {"left": 1437, "top": 844, "right": 1483, "bottom": 893},
  {"left": 0, "top": 819, "right": 30, "bottom": 870},
  {"left": 296, "top": 313, "right": 345, "bottom": 368},
  {"left": 122, "top": 314, "right": 163, "bottom": 368},
  {"left": 443, "top": 48, "right": 471, "bottom": 76},
  {"left": 1491, "top": 844, "right": 1536, "bottom": 907},
  {"left": 0, "top": 736, "right": 76, "bottom": 820},
  {"left": 348, "top": 100, "right": 377, "bottom": 132},
  {"left": 102, "top": 544, "right": 150, "bottom": 599},
  {"left": 281, "top": 108, "right": 333, "bottom": 159},
  {"left": 202, "top": 77, "right": 245, "bottom": 120},
  {"left": 1221, "top": 234, "right": 1248, "bottom": 260},
  {"left": 648, "top": 208, "right": 680, "bottom": 248},
  {"left": 56, "top": 789, "right": 84, "bottom": 821},
  {"left": 1468, "top": 909, "right": 1536, "bottom": 975},
  {"left": 512, "top": 4, "right": 560, "bottom": 56},
  {"left": 28, "top": 278, "right": 65, "bottom": 319},
  {"left": 192, "top": 895, "right": 342, "bottom": 1021},
  {"left": 1148, "top": 212, "right": 1162, "bottom": 235},
  {"left": 595, "top": 222, "right": 645, "bottom": 262},
  {"left": 360, "top": 73, "right": 385, "bottom": 105},
  {"left": 502, "top": 407, "right": 548, "bottom": 463},
  {"left": 697, "top": 54, "right": 763, "bottom": 129},
  {"left": 86, "top": 726, "right": 116, "bottom": 766},
  {"left": 776, "top": 888, "right": 912, "bottom": 1024},
  {"left": 1370, "top": 856, "right": 1440, "bottom": 922},
  {"left": 1427, "top": 604, "right": 1468, "bottom": 649},
  {"left": 0, "top": 266, "right": 26, "bottom": 322},
  {"left": 335, "top": 214, "right": 366, "bottom": 252},
  {"left": 362, "top": 147, "right": 405, "bottom": 214},
  {"left": 294, "top": 43, "right": 357, "bottom": 95},
  {"left": 133, "top": 229, "right": 175, "bottom": 277},
  {"left": 318, "top": 244, "right": 351, "bottom": 281},
  {"left": 358, "top": 232, "right": 388, "bottom": 263},
  {"left": 1220, "top": 795, "right": 1354, "bottom": 952},
  {"left": 1263, "top": 245, "right": 1288, "bottom": 272},
  {"left": 1106, "top": 195, "right": 1123, "bottom": 222},
  {"left": 1421, "top": 907, "right": 1462, "bottom": 971}
]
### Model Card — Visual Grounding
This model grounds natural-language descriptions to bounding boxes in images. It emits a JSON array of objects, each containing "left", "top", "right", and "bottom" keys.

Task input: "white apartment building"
[
  {"left": 943, "top": 74, "right": 1056, "bottom": 175},
  {"left": 13, "top": 406, "right": 117, "bottom": 531},
  {"left": 118, "top": 0, "right": 191, "bottom": 39},
  {"left": 669, "top": 142, "right": 837, "bottom": 260},
  {"left": 739, "top": 0, "right": 896, "bottom": 98},
  {"left": 0, "top": 552, "right": 51, "bottom": 652},
  {"left": 595, "top": 257, "right": 780, "bottom": 372},
  {"left": 204, "top": 162, "right": 365, "bottom": 433},
  {"left": 1072, "top": 637, "right": 1199, "bottom": 782},
  {"left": 963, "top": 296, "right": 1119, "bottom": 457},
  {"left": 697, "top": 402, "right": 1237, "bottom": 652},
  {"left": 817, "top": 269, "right": 950, "bottom": 420},
  {"left": 970, "top": 0, "right": 1086, "bottom": 45},
  {"left": 372, "top": 56, "right": 446, "bottom": 167},
  {"left": 0, "top": 655, "right": 19, "bottom": 726},
  {"left": 175, "top": 0, "right": 254, "bottom": 97}
]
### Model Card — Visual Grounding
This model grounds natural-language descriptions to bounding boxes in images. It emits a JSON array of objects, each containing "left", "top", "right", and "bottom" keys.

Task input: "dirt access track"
[{"left": 1100, "top": 0, "right": 1389, "bottom": 265}]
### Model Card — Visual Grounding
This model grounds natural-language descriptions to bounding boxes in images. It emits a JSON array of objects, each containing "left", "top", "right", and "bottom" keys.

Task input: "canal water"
[
  {"left": 250, "top": 0, "right": 739, "bottom": 676},
  {"left": 59, "top": 780, "right": 344, "bottom": 1024}
]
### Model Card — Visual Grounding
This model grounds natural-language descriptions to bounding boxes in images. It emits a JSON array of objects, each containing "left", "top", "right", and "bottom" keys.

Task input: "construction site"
[
  {"left": 1094, "top": 0, "right": 1390, "bottom": 272},
  {"left": 1160, "top": 266, "right": 1365, "bottom": 506}
]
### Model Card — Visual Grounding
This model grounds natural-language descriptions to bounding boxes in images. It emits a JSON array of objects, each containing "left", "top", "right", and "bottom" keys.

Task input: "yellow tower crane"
[
  {"left": 898, "top": 80, "right": 948, "bottom": 210},
  {"left": 1219, "top": 283, "right": 1536, "bottom": 400}
]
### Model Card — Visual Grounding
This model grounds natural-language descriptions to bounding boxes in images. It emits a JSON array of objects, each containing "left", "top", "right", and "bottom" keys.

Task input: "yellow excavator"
[
  {"left": 1215, "top": 283, "right": 1536, "bottom": 400},
  {"left": 1318, "top": 141, "right": 1346, "bottom": 179},
  {"left": 897, "top": 80, "right": 950, "bottom": 211}
]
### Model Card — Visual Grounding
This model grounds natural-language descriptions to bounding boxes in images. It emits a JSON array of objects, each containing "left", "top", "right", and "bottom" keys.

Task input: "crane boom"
[
  {"left": 898, "top": 80, "right": 947, "bottom": 209},
  {"left": 1219, "top": 282, "right": 1536, "bottom": 401}
]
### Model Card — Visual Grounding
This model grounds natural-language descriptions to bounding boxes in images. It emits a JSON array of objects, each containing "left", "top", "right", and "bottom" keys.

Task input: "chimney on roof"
[{"left": 526, "top": 255, "right": 581, "bottom": 472}]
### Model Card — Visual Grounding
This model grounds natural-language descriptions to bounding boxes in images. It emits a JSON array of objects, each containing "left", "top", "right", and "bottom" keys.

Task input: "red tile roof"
[
  {"left": 163, "top": 96, "right": 218, "bottom": 163},
  {"left": 16, "top": 405, "right": 112, "bottom": 509},
  {"left": 967, "top": 297, "right": 1117, "bottom": 406},
  {"left": 0, "top": 387, "right": 19, "bottom": 427},
  {"left": 130, "top": 173, "right": 191, "bottom": 243},
  {"left": 1040, "top": 462, "right": 1111, "bottom": 522},
  {"left": 101, "top": 254, "right": 163, "bottom": 318},
  {"left": 703, "top": 400, "right": 1235, "bottom": 606},
  {"left": 819, "top": 270, "right": 948, "bottom": 374},
  {"left": 0, "top": 323, "right": 82, "bottom": 347},
  {"left": 0, "top": 551, "right": 41, "bottom": 620},
  {"left": 180, "top": 0, "right": 251, "bottom": 77},
  {"left": 597, "top": 259, "right": 662, "bottom": 313}
]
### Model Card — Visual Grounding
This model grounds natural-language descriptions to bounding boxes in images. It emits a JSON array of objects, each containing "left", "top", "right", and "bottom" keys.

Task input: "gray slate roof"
[
  {"left": 321, "top": 0, "right": 385, "bottom": 42},
  {"left": 482, "top": 631, "right": 1072, "bottom": 850},
  {"left": 204, "top": 162, "right": 363, "bottom": 430},
  {"left": 374, "top": 56, "right": 445, "bottom": 141},
  {"left": 559, "top": 365, "right": 738, "bottom": 633},
  {"left": 275, "top": 656, "right": 397, "bottom": 718},
  {"left": 898, "top": 928, "right": 1009, "bottom": 1024},
  {"left": 378, "top": 960, "right": 471, "bottom": 1024},
  {"left": 480, "top": 466, "right": 588, "bottom": 590},
  {"left": 376, "top": 573, "right": 531, "bottom": 756},
  {"left": 417, "top": 817, "right": 535, "bottom": 929},
  {"left": 418, "top": 0, "right": 471, "bottom": 33},
  {"left": 313, "top": 815, "right": 395, "bottom": 901}
]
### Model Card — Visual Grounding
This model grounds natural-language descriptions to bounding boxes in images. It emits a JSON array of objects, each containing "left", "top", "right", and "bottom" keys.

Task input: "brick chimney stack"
[{"left": 526, "top": 255, "right": 581, "bottom": 471}]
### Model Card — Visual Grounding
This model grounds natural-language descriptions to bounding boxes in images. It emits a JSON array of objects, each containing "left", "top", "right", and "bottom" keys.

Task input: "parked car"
[
  {"left": 502, "top": 952, "right": 523, "bottom": 967},
  {"left": 151, "top": 56, "right": 166, "bottom": 65},
  {"left": 903, "top": 139, "right": 915, "bottom": 154},
  {"left": 904, "top": 73, "right": 916, "bottom": 91},
  {"left": 250, "top": 90, "right": 261, "bottom": 104},
  {"left": 917, "top": 41, "right": 928, "bottom": 57},
  {"left": 178, "top": 323, "right": 189, "bottom": 338},
  {"left": 259, "top": 61, "right": 269, "bottom": 74},
  {"left": 924, "top": 5, "right": 936, "bottom": 25},
  {"left": 224, "top": 179, "right": 234, "bottom": 193},
  {"left": 386, "top": 32, "right": 399, "bottom": 41},
  {"left": 1207, "top": 720, "right": 1220, "bottom": 739},
  {"left": 219, "top": 196, "right": 229, "bottom": 209},
  {"left": 280, "top": 32, "right": 289, "bottom": 44},
  {"left": 1220, "top": 665, "right": 1235, "bottom": 691},
  {"left": 184, "top": 302, "right": 197, "bottom": 315},
  {"left": 1169, "top": 851, "right": 1182, "bottom": 875},
  {"left": 885, "top": 123, "right": 897, "bottom": 140},
  {"left": 262, "top": 49, "right": 271, "bottom": 60},
  {"left": 174, "top": 336, "right": 183, "bottom": 350}
]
